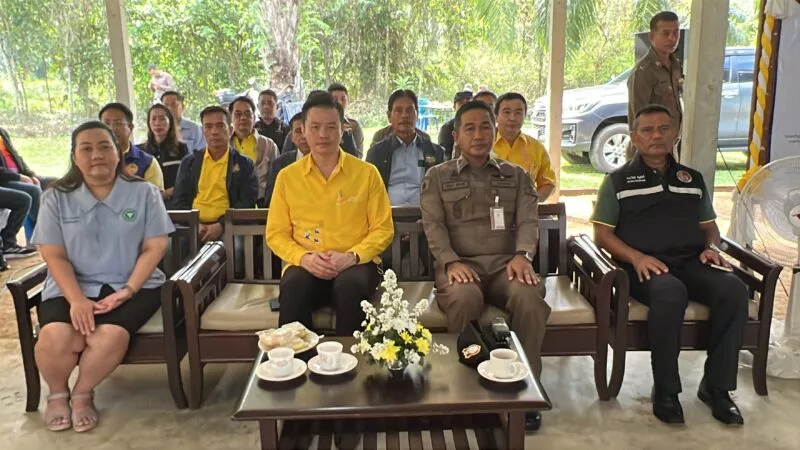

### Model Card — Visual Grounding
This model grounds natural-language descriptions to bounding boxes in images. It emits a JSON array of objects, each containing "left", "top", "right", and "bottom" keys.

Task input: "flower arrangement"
[{"left": 351, "top": 269, "right": 449, "bottom": 370}]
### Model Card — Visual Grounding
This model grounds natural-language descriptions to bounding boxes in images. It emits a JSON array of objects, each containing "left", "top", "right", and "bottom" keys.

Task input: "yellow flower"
[
  {"left": 366, "top": 323, "right": 372, "bottom": 332},
  {"left": 380, "top": 341, "right": 401, "bottom": 363},
  {"left": 400, "top": 331, "right": 413, "bottom": 344},
  {"left": 416, "top": 323, "right": 424, "bottom": 332},
  {"left": 415, "top": 337, "right": 430, "bottom": 356},
  {"left": 421, "top": 328, "right": 432, "bottom": 341}
]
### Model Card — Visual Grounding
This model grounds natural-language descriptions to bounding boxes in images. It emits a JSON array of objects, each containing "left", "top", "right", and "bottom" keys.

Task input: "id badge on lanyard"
[{"left": 490, "top": 195, "right": 505, "bottom": 231}]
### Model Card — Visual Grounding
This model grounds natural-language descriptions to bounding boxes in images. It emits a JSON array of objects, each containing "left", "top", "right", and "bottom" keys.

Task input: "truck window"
[
  {"left": 732, "top": 54, "right": 755, "bottom": 83},
  {"left": 722, "top": 56, "right": 732, "bottom": 83}
]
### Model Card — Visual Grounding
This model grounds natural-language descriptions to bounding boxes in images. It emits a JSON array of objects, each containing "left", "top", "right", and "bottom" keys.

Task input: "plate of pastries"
[{"left": 256, "top": 322, "right": 320, "bottom": 354}]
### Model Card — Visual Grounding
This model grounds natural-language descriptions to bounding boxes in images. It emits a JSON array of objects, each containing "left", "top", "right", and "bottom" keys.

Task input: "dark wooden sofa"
[
  {"left": 175, "top": 203, "right": 625, "bottom": 407},
  {"left": 388, "top": 203, "right": 626, "bottom": 400},
  {"left": 177, "top": 209, "right": 396, "bottom": 408},
  {"left": 177, "top": 210, "right": 335, "bottom": 409},
  {"left": 571, "top": 233, "right": 783, "bottom": 396},
  {"left": 9, "top": 210, "right": 201, "bottom": 411}
]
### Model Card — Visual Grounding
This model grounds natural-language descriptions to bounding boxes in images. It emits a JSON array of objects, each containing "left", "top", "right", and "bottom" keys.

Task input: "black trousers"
[
  {"left": 622, "top": 258, "right": 748, "bottom": 394},
  {"left": 278, "top": 263, "right": 380, "bottom": 336}
]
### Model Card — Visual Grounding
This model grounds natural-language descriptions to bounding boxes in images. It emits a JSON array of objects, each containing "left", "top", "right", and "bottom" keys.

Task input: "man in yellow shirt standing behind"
[
  {"left": 267, "top": 92, "right": 394, "bottom": 336},
  {"left": 493, "top": 93, "right": 556, "bottom": 201}
]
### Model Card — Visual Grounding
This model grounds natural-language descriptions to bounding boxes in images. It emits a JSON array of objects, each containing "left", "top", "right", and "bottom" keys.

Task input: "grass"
[
  {"left": 14, "top": 131, "right": 749, "bottom": 190},
  {"left": 13, "top": 136, "right": 71, "bottom": 178},
  {"left": 560, "top": 151, "right": 748, "bottom": 190}
]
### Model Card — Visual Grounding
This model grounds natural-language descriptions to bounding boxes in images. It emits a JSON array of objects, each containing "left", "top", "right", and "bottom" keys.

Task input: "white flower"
[
  {"left": 370, "top": 342, "right": 385, "bottom": 361},
  {"left": 405, "top": 350, "right": 421, "bottom": 365},
  {"left": 384, "top": 269, "right": 397, "bottom": 283},
  {"left": 432, "top": 342, "right": 450, "bottom": 355},
  {"left": 356, "top": 269, "right": 450, "bottom": 362}
]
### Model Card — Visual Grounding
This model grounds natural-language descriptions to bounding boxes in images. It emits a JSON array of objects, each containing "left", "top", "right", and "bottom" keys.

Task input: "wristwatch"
[
  {"left": 515, "top": 251, "right": 534, "bottom": 263},
  {"left": 349, "top": 252, "right": 360, "bottom": 264}
]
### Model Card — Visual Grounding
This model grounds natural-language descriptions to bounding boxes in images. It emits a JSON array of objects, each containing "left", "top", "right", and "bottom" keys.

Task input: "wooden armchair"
[
  {"left": 8, "top": 210, "right": 200, "bottom": 411},
  {"left": 585, "top": 233, "right": 783, "bottom": 396}
]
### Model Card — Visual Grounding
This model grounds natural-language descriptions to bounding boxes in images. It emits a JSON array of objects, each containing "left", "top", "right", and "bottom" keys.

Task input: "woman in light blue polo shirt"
[{"left": 31, "top": 121, "right": 175, "bottom": 433}]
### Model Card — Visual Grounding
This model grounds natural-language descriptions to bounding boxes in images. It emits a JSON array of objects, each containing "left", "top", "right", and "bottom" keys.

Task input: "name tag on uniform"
[{"left": 490, "top": 196, "right": 505, "bottom": 231}]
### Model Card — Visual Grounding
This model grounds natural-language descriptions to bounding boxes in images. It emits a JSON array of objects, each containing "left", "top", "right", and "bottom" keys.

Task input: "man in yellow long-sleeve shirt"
[{"left": 266, "top": 92, "right": 394, "bottom": 335}]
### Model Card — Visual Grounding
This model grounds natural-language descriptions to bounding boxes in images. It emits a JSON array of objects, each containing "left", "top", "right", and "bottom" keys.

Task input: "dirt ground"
[{"left": 0, "top": 191, "right": 791, "bottom": 340}]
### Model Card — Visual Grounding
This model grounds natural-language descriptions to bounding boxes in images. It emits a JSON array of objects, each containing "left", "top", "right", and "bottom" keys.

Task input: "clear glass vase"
[{"left": 386, "top": 359, "right": 408, "bottom": 380}]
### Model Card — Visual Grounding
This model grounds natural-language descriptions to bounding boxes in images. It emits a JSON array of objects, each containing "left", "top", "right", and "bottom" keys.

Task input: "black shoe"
[
  {"left": 651, "top": 387, "right": 685, "bottom": 424},
  {"left": 697, "top": 379, "right": 744, "bottom": 426},
  {"left": 3, "top": 245, "right": 35, "bottom": 259},
  {"left": 525, "top": 411, "right": 542, "bottom": 432},
  {"left": 0, "top": 256, "right": 8, "bottom": 272}
]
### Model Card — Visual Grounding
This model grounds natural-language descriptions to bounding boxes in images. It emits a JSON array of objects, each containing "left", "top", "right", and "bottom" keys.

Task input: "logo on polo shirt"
[
  {"left": 626, "top": 175, "right": 647, "bottom": 184},
  {"left": 122, "top": 209, "right": 137, "bottom": 222},
  {"left": 676, "top": 170, "right": 692, "bottom": 183},
  {"left": 125, "top": 163, "right": 139, "bottom": 176}
]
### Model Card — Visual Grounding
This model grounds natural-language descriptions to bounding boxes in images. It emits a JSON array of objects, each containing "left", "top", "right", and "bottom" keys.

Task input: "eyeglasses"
[{"left": 233, "top": 111, "right": 254, "bottom": 119}]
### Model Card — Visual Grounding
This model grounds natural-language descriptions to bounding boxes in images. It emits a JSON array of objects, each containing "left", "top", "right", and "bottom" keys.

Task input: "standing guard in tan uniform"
[
  {"left": 627, "top": 11, "right": 684, "bottom": 159},
  {"left": 420, "top": 101, "right": 551, "bottom": 432}
]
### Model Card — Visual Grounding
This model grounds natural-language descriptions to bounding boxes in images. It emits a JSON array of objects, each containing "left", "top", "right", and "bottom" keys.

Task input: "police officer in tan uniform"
[
  {"left": 420, "top": 101, "right": 550, "bottom": 431},
  {"left": 627, "top": 11, "right": 684, "bottom": 158}
]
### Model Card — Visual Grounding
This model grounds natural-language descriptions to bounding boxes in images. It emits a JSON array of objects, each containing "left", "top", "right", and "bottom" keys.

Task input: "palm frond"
[
  {"left": 533, "top": 0, "right": 550, "bottom": 50},
  {"left": 471, "top": 0, "right": 520, "bottom": 50},
  {"left": 631, "top": 0, "right": 670, "bottom": 33},
  {"left": 565, "top": 0, "right": 600, "bottom": 59}
]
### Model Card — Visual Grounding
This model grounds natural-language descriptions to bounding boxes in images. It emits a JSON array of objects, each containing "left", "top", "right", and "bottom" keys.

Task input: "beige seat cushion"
[
  {"left": 138, "top": 308, "right": 163, "bottom": 334},
  {"left": 199, "top": 283, "right": 335, "bottom": 331},
  {"left": 397, "top": 281, "right": 436, "bottom": 306},
  {"left": 628, "top": 298, "right": 759, "bottom": 321},
  {"left": 419, "top": 275, "right": 596, "bottom": 330}
]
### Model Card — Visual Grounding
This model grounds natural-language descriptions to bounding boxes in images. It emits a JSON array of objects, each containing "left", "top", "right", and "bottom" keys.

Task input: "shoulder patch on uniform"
[
  {"left": 421, "top": 178, "right": 430, "bottom": 192},
  {"left": 498, "top": 163, "right": 516, "bottom": 177},
  {"left": 676, "top": 170, "right": 692, "bottom": 183},
  {"left": 442, "top": 180, "right": 468, "bottom": 191}
]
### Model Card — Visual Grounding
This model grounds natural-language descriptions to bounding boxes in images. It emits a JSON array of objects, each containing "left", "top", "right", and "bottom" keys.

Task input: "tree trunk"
[
  {"left": 258, "top": 0, "right": 300, "bottom": 90},
  {"left": 537, "top": 46, "right": 545, "bottom": 96},
  {"left": 43, "top": 62, "right": 54, "bottom": 114},
  {"left": 19, "top": 73, "right": 28, "bottom": 114},
  {"left": 0, "top": 36, "right": 24, "bottom": 113}
]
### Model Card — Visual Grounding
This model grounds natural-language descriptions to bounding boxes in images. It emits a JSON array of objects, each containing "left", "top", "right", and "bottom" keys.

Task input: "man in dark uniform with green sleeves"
[{"left": 591, "top": 104, "right": 747, "bottom": 427}]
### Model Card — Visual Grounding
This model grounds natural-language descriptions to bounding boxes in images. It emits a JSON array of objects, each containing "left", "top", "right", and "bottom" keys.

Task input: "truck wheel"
[
  {"left": 590, "top": 123, "right": 630, "bottom": 173},
  {"left": 563, "top": 152, "right": 589, "bottom": 164}
]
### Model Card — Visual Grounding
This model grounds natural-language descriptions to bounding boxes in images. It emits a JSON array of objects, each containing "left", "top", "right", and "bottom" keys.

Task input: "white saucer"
[
  {"left": 477, "top": 361, "right": 529, "bottom": 383},
  {"left": 258, "top": 332, "right": 320, "bottom": 354},
  {"left": 307, "top": 353, "right": 359, "bottom": 376},
  {"left": 256, "top": 358, "right": 307, "bottom": 382}
]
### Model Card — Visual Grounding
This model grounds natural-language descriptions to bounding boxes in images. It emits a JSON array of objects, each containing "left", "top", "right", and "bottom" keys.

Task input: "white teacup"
[
  {"left": 488, "top": 348, "right": 519, "bottom": 379},
  {"left": 316, "top": 341, "right": 343, "bottom": 371},
  {"left": 267, "top": 347, "right": 294, "bottom": 377}
]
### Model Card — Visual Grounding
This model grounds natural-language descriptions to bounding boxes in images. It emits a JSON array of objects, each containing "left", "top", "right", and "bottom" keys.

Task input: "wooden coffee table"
[{"left": 232, "top": 332, "right": 551, "bottom": 449}]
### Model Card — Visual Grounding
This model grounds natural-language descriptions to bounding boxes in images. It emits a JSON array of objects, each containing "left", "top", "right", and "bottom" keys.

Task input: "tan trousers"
[{"left": 435, "top": 266, "right": 550, "bottom": 376}]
